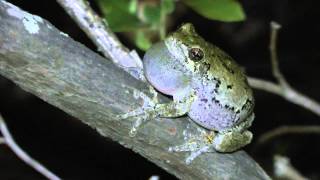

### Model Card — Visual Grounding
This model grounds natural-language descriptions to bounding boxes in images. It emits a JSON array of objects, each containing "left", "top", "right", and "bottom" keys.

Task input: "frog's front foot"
[
  {"left": 118, "top": 99, "right": 191, "bottom": 137},
  {"left": 117, "top": 105, "right": 157, "bottom": 137}
]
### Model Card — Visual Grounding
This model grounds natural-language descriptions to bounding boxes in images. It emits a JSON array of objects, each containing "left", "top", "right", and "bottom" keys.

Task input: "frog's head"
[
  {"left": 142, "top": 23, "right": 207, "bottom": 96},
  {"left": 164, "top": 23, "right": 210, "bottom": 74}
]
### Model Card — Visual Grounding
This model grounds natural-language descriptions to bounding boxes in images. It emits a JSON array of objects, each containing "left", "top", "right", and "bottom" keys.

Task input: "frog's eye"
[{"left": 188, "top": 48, "right": 204, "bottom": 62}]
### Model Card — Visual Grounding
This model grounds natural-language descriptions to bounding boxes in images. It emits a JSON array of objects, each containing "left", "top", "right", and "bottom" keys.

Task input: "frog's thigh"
[{"left": 213, "top": 130, "right": 252, "bottom": 152}]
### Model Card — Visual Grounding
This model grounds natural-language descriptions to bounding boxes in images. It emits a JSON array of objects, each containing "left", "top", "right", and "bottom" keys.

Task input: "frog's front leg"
[
  {"left": 119, "top": 91, "right": 195, "bottom": 137},
  {"left": 128, "top": 101, "right": 191, "bottom": 136}
]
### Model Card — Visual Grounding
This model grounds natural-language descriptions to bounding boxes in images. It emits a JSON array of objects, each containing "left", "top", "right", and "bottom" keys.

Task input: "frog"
[{"left": 119, "top": 23, "right": 255, "bottom": 164}]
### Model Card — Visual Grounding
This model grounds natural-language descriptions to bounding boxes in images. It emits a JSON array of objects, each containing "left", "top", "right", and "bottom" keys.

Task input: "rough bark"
[{"left": 0, "top": 1, "right": 270, "bottom": 180}]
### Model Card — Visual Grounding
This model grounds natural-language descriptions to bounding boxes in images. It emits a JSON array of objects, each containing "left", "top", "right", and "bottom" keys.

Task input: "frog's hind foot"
[
  {"left": 168, "top": 139, "right": 214, "bottom": 164},
  {"left": 185, "top": 145, "right": 211, "bottom": 164}
]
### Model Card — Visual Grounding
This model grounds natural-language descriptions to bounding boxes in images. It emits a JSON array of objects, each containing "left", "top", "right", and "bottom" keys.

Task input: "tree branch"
[
  {"left": 248, "top": 22, "right": 320, "bottom": 117},
  {"left": 258, "top": 125, "right": 320, "bottom": 144},
  {"left": 248, "top": 77, "right": 320, "bottom": 116},
  {"left": 0, "top": 137, "right": 5, "bottom": 144},
  {"left": 56, "top": 0, "right": 145, "bottom": 81},
  {"left": 274, "top": 155, "right": 308, "bottom": 180},
  {"left": 0, "top": 1, "right": 270, "bottom": 179},
  {"left": 269, "top": 22, "right": 288, "bottom": 87},
  {"left": 0, "top": 114, "right": 61, "bottom": 180}
]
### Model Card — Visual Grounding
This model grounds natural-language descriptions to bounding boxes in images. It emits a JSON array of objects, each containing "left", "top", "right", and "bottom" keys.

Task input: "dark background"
[{"left": 1, "top": 0, "right": 320, "bottom": 179}]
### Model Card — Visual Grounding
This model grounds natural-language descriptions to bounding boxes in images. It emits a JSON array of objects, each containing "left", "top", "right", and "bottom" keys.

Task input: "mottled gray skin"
[
  {"left": 143, "top": 23, "right": 255, "bottom": 153},
  {"left": 119, "top": 23, "right": 255, "bottom": 163}
]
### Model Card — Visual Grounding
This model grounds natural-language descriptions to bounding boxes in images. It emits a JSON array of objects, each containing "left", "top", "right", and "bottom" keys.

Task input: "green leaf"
[
  {"left": 141, "top": 0, "right": 175, "bottom": 26},
  {"left": 141, "top": 4, "right": 161, "bottom": 25},
  {"left": 182, "top": 0, "right": 246, "bottom": 22},
  {"left": 135, "top": 31, "right": 152, "bottom": 51},
  {"left": 161, "top": 0, "right": 175, "bottom": 14},
  {"left": 128, "top": 0, "right": 137, "bottom": 14},
  {"left": 96, "top": 0, "right": 142, "bottom": 32}
]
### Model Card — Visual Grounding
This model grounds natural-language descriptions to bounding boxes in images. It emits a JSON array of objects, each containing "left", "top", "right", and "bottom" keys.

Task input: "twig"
[
  {"left": 149, "top": 175, "right": 160, "bottom": 180},
  {"left": 248, "top": 21, "right": 320, "bottom": 117},
  {"left": 0, "top": 137, "right": 4, "bottom": 144},
  {"left": 269, "top": 22, "right": 288, "bottom": 87},
  {"left": 258, "top": 125, "right": 320, "bottom": 144},
  {"left": 0, "top": 114, "right": 61, "bottom": 180},
  {"left": 274, "top": 155, "right": 309, "bottom": 180},
  {"left": 56, "top": 0, "right": 145, "bottom": 81},
  {"left": 248, "top": 77, "right": 320, "bottom": 116}
]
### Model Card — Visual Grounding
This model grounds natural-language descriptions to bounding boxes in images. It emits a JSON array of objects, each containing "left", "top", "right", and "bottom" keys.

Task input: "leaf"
[
  {"left": 141, "top": 0, "right": 174, "bottom": 26},
  {"left": 135, "top": 31, "right": 152, "bottom": 51},
  {"left": 142, "top": 4, "right": 161, "bottom": 25},
  {"left": 96, "top": 0, "right": 142, "bottom": 32},
  {"left": 128, "top": 0, "right": 137, "bottom": 14},
  {"left": 161, "top": 0, "right": 175, "bottom": 14},
  {"left": 182, "top": 0, "right": 246, "bottom": 22},
  {"left": 97, "top": 0, "right": 175, "bottom": 50}
]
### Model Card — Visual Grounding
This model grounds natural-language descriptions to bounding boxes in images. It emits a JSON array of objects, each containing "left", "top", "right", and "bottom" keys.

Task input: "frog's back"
[{"left": 189, "top": 44, "right": 254, "bottom": 130}]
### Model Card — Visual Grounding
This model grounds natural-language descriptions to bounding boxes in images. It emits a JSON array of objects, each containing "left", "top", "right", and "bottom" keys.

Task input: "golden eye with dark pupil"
[{"left": 189, "top": 48, "right": 204, "bottom": 61}]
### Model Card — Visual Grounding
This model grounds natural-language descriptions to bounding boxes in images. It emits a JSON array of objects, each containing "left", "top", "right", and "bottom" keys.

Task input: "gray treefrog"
[{"left": 120, "top": 23, "right": 255, "bottom": 163}]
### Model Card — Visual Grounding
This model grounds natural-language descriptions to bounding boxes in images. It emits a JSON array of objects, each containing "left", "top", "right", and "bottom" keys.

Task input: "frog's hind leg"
[
  {"left": 212, "top": 114, "right": 254, "bottom": 152},
  {"left": 212, "top": 130, "right": 252, "bottom": 152}
]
